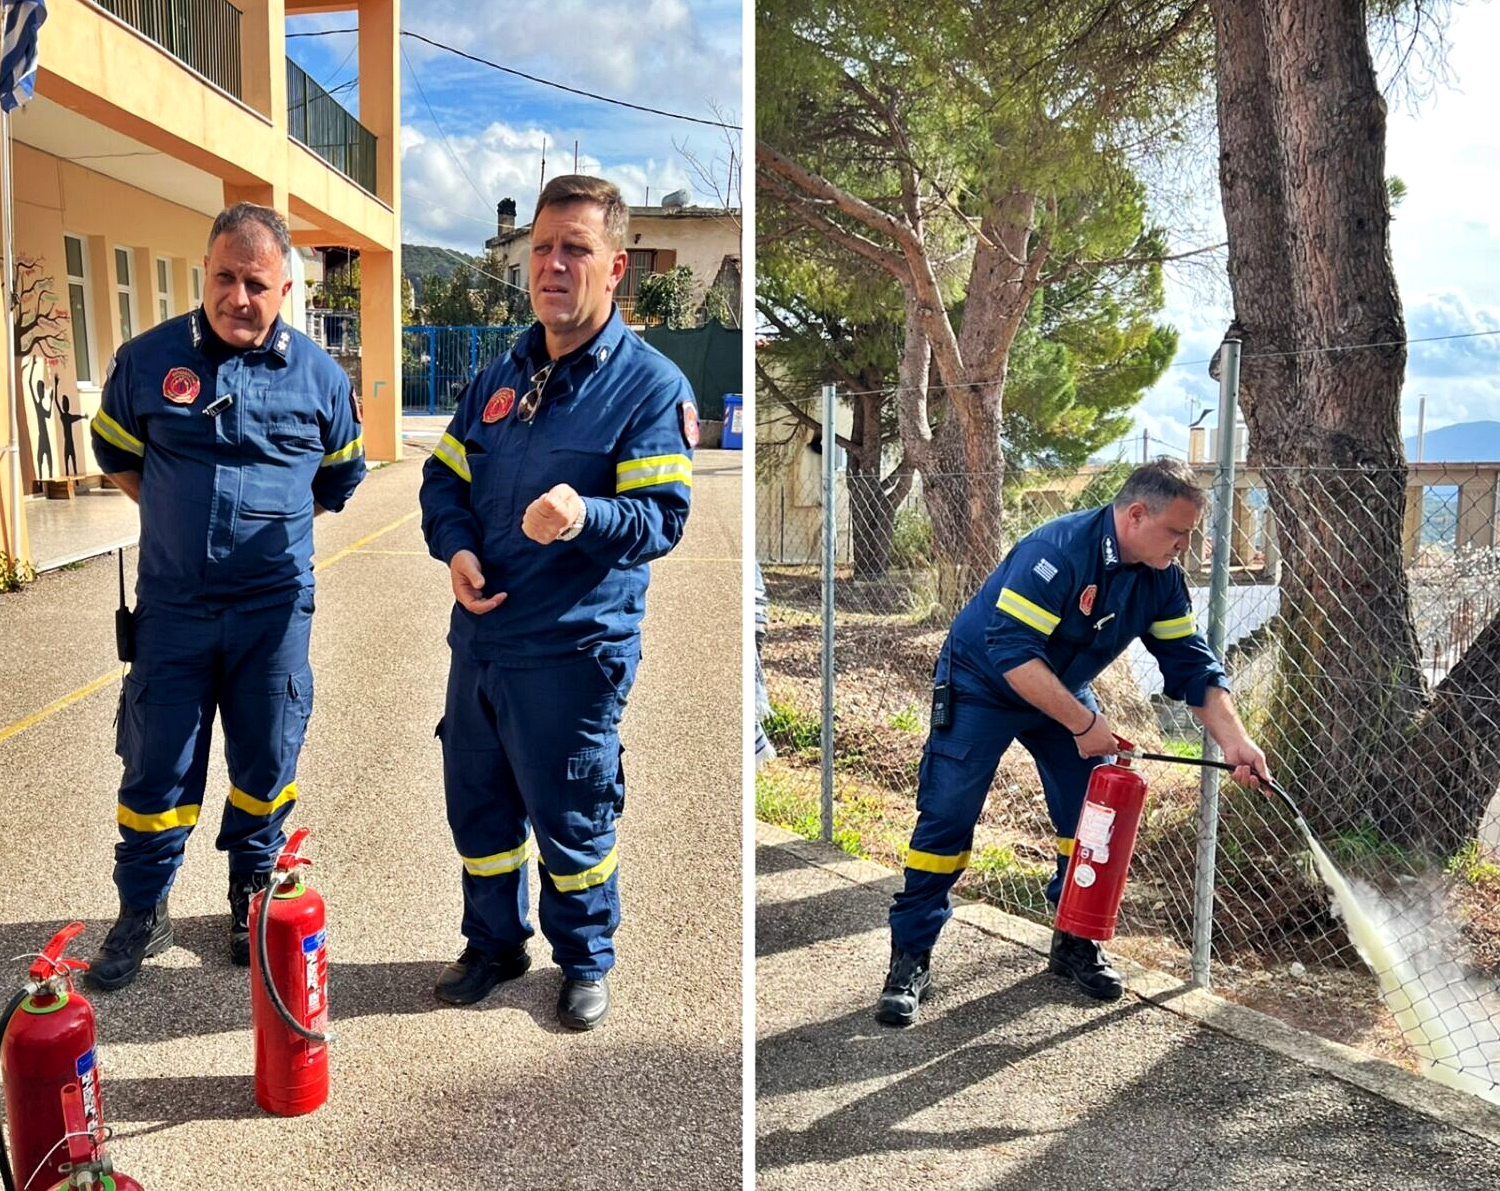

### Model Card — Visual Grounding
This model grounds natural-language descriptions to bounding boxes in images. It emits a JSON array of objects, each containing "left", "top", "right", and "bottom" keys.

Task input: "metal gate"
[{"left": 402, "top": 325, "right": 527, "bottom": 415}]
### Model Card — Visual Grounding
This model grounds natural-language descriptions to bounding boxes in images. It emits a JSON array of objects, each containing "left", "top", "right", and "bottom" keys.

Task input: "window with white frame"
[
  {"left": 190, "top": 265, "right": 203, "bottom": 308},
  {"left": 63, "top": 235, "right": 96, "bottom": 384},
  {"left": 155, "top": 257, "right": 174, "bottom": 324},
  {"left": 114, "top": 247, "right": 138, "bottom": 343}
]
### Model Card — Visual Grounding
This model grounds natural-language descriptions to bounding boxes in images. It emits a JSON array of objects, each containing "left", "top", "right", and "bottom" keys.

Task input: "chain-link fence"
[{"left": 755, "top": 400, "right": 1500, "bottom": 1105}]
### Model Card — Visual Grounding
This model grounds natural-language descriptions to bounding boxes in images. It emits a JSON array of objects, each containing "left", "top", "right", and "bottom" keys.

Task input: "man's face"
[
  {"left": 1124, "top": 496, "right": 1202, "bottom": 568},
  {"left": 528, "top": 200, "right": 627, "bottom": 351},
  {"left": 203, "top": 228, "right": 292, "bottom": 349}
]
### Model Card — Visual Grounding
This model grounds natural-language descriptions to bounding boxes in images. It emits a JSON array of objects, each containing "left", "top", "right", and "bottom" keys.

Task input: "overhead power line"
[{"left": 288, "top": 27, "right": 740, "bottom": 130}]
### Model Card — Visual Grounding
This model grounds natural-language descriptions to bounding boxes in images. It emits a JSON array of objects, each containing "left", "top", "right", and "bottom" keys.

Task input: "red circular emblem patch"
[
  {"left": 679, "top": 400, "right": 700, "bottom": 448},
  {"left": 1079, "top": 584, "right": 1098, "bottom": 617},
  {"left": 483, "top": 388, "right": 516, "bottom": 423},
  {"left": 162, "top": 366, "right": 201, "bottom": 405}
]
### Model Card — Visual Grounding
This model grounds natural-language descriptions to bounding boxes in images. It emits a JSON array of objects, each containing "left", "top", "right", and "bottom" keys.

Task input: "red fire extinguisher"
[
  {"left": 1054, "top": 736, "right": 1150, "bottom": 942},
  {"left": 41, "top": 1080, "right": 143, "bottom": 1191},
  {"left": 249, "top": 827, "right": 333, "bottom": 1117},
  {"left": 0, "top": 923, "right": 107, "bottom": 1191}
]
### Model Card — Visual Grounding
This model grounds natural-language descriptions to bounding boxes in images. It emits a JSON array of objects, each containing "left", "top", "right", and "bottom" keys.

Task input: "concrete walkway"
[
  {"left": 756, "top": 823, "right": 1500, "bottom": 1190},
  {"left": 0, "top": 451, "right": 743, "bottom": 1190}
]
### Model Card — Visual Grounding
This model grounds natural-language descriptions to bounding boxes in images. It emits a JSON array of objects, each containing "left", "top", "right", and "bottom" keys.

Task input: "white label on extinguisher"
[
  {"left": 303, "top": 929, "right": 327, "bottom": 1015},
  {"left": 75, "top": 1048, "right": 102, "bottom": 1138},
  {"left": 1074, "top": 863, "right": 1097, "bottom": 888},
  {"left": 1077, "top": 802, "right": 1116, "bottom": 863}
]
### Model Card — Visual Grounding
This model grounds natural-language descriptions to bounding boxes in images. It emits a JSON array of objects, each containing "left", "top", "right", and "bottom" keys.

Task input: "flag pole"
[{"left": 1, "top": 101, "right": 25, "bottom": 564}]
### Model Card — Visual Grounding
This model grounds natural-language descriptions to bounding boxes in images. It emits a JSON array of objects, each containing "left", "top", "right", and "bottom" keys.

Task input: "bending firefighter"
[
  {"left": 86, "top": 204, "right": 366, "bottom": 989},
  {"left": 878, "top": 460, "right": 1269, "bottom": 1025},
  {"left": 420, "top": 175, "right": 695, "bottom": 1031}
]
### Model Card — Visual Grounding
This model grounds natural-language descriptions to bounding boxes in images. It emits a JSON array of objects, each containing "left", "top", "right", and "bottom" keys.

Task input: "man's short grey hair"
[
  {"left": 208, "top": 203, "right": 293, "bottom": 277},
  {"left": 1113, "top": 458, "right": 1207, "bottom": 513}
]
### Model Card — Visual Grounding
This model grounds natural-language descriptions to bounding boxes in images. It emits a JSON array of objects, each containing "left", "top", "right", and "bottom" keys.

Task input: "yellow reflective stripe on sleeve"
[
  {"left": 462, "top": 838, "right": 536, "bottom": 878},
  {"left": 434, "top": 433, "right": 471, "bottom": 482},
  {"left": 1056, "top": 836, "right": 1074, "bottom": 857},
  {"left": 227, "top": 782, "right": 299, "bottom": 817},
  {"left": 321, "top": 434, "right": 364, "bottom": 467},
  {"left": 615, "top": 453, "right": 692, "bottom": 494},
  {"left": 92, "top": 410, "right": 145, "bottom": 457},
  {"left": 1149, "top": 614, "right": 1197, "bottom": 640},
  {"left": 996, "top": 588, "right": 1061, "bottom": 636},
  {"left": 905, "top": 848, "right": 972, "bottom": 875},
  {"left": 549, "top": 846, "right": 619, "bottom": 892},
  {"left": 117, "top": 803, "right": 201, "bottom": 833}
]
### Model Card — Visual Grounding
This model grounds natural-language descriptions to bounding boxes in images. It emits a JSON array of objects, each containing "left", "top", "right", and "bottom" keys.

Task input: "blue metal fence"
[{"left": 402, "top": 325, "right": 527, "bottom": 415}]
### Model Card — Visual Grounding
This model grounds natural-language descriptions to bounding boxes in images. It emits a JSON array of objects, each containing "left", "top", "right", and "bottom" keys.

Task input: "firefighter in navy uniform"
[
  {"left": 86, "top": 204, "right": 366, "bottom": 991},
  {"left": 878, "top": 460, "right": 1270, "bottom": 1025},
  {"left": 420, "top": 175, "right": 694, "bottom": 1031}
]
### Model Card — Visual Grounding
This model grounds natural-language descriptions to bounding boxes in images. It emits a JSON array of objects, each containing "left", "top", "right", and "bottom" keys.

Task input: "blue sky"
[
  {"left": 1128, "top": 2, "right": 1500, "bottom": 460},
  {"left": 285, "top": 0, "right": 743, "bottom": 252}
]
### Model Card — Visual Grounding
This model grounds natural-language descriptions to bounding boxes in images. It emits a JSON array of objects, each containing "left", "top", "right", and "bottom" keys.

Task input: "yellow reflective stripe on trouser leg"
[
  {"left": 462, "top": 838, "right": 536, "bottom": 877},
  {"left": 227, "top": 782, "right": 299, "bottom": 817},
  {"left": 906, "top": 848, "right": 972, "bottom": 874},
  {"left": 1056, "top": 836, "right": 1074, "bottom": 856},
  {"left": 117, "top": 803, "right": 201, "bottom": 832},
  {"left": 549, "top": 845, "right": 619, "bottom": 892}
]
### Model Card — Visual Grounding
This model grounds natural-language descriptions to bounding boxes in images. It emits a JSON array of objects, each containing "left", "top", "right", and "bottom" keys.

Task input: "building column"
[
  {"left": 359, "top": 248, "right": 401, "bottom": 462},
  {"left": 358, "top": 0, "right": 399, "bottom": 208},
  {"left": 1, "top": 344, "right": 31, "bottom": 568},
  {"left": 236, "top": 1, "right": 288, "bottom": 126}
]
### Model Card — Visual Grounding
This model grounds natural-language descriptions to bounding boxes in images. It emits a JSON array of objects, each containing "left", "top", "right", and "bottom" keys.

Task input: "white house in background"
[{"left": 483, "top": 193, "right": 742, "bottom": 327}]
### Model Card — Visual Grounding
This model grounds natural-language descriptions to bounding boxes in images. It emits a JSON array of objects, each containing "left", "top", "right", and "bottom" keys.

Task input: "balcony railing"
[
  {"left": 94, "top": 0, "right": 242, "bottom": 99},
  {"left": 287, "top": 60, "right": 377, "bottom": 195}
]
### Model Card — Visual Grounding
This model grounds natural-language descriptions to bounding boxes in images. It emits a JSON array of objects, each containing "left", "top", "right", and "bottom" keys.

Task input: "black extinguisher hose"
[
  {"left": 1124, "top": 748, "right": 1306, "bottom": 828},
  {"left": 256, "top": 873, "right": 334, "bottom": 1045},
  {"left": 0, "top": 985, "right": 28, "bottom": 1191}
]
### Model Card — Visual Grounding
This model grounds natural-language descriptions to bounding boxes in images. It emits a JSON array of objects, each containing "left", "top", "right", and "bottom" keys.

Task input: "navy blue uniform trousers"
[
  {"left": 438, "top": 650, "right": 638, "bottom": 981},
  {"left": 114, "top": 594, "right": 314, "bottom": 909},
  {"left": 889, "top": 652, "right": 1104, "bottom": 953}
]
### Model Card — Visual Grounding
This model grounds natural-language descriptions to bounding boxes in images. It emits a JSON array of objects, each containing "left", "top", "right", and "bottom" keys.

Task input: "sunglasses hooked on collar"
[{"left": 518, "top": 360, "right": 557, "bottom": 424}]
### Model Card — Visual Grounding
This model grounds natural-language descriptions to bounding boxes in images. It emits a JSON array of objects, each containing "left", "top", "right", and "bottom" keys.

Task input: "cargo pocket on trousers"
[
  {"left": 281, "top": 666, "right": 315, "bottom": 767},
  {"left": 567, "top": 744, "right": 623, "bottom": 833},
  {"left": 115, "top": 674, "right": 147, "bottom": 761}
]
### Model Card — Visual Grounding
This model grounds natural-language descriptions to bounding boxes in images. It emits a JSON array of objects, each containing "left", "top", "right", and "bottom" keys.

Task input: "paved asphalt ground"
[
  {"left": 0, "top": 450, "right": 743, "bottom": 1189},
  {"left": 756, "top": 824, "right": 1500, "bottom": 1191}
]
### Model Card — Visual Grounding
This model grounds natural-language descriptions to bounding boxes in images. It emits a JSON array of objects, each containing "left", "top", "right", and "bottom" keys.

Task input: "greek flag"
[{"left": 1, "top": 0, "right": 47, "bottom": 113}]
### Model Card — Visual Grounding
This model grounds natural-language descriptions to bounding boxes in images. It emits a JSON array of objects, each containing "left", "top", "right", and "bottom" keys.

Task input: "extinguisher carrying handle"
[
  {"left": 27, "top": 921, "right": 90, "bottom": 984},
  {"left": 275, "top": 826, "right": 313, "bottom": 874}
]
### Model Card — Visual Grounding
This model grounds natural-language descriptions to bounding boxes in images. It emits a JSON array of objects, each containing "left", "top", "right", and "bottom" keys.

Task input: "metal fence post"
[
  {"left": 821, "top": 383, "right": 837, "bottom": 843},
  {"left": 1191, "top": 333, "right": 1242, "bottom": 988},
  {"left": 427, "top": 328, "right": 438, "bottom": 416}
]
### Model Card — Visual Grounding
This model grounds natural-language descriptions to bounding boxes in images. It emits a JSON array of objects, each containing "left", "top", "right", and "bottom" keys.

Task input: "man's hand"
[
  {"left": 1074, "top": 710, "right": 1120, "bottom": 759},
  {"left": 1222, "top": 737, "right": 1271, "bottom": 790},
  {"left": 449, "top": 549, "right": 506, "bottom": 614},
  {"left": 522, "top": 483, "right": 583, "bottom": 544}
]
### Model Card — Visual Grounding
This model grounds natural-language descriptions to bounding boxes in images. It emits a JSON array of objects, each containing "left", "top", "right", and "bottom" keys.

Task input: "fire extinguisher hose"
[
  {"left": 0, "top": 984, "right": 29, "bottom": 1191},
  {"left": 256, "top": 873, "right": 335, "bottom": 1046},
  {"left": 1124, "top": 748, "right": 1306, "bottom": 827}
]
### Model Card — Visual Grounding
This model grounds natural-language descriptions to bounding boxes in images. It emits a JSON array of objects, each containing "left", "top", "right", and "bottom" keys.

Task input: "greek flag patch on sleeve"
[{"left": 1033, "top": 558, "right": 1058, "bottom": 583}]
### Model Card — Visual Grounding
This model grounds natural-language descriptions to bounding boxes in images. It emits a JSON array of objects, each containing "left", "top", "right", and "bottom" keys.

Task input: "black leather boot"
[
  {"left": 875, "top": 944, "right": 932, "bottom": 1027},
  {"left": 1049, "top": 929, "right": 1123, "bottom": 1000},
  {"left": 228, "top": 871, "right": 274, "bottom": 966},
  {"left": 434, "top": 943, "right": 532, "bottom": 1005},
  {"left": 85, "top": 898, "right": 173, "bottom": 991},
  {"left": 557, "top": 975, "right": 610, "bottom": 1030}
]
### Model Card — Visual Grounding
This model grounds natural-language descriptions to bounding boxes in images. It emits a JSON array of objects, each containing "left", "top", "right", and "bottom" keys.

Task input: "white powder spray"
[{"left": 1302, "top": 831, "right": 1500, "bottom": 1105}]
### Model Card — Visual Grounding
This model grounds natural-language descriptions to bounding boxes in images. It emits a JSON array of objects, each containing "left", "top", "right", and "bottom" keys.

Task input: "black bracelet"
[{"left": 1070, "top": 710, "right": 1097, "bottom": 737}]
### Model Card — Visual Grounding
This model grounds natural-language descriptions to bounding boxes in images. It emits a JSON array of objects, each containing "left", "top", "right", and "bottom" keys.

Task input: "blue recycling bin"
[{"left": 721, "top": 393, "right": 744, "bottom": 450}]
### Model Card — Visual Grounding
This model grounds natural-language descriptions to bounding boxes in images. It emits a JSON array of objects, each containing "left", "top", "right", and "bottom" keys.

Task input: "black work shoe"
[
  {"left": 228, "top": 871, "right": 274, "bottom": 967},
  {"left": 85, "top": 899, "right": 173, "bottom": 991},
  {"left": 557, "top": 976, "right": 610, "bottom": 1030},
  {"left": 434, "top": 943, "right": 532, "bottom": 1005},
  {"left": 875, "top": 944, "right": 933, "bottom": 1027},
  {"left": 1048, "top": 929, "right": 1124, "bottom": 1001}
]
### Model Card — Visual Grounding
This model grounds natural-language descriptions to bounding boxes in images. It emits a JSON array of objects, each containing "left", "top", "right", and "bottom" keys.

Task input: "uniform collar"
[
  {"left": 1099, "top": 504, "right": 1123, "bottom": 571},
  {"left": 190, "top": 308, "right": 292, "bottom": 361},
  {"left": 513, "top": 305, "right": 627, "bottom": 375}
]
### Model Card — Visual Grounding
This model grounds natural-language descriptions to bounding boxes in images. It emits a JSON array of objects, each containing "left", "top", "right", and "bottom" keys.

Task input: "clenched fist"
[{"left": 522, "top": 483, "right": 584, "bottom": 544}]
